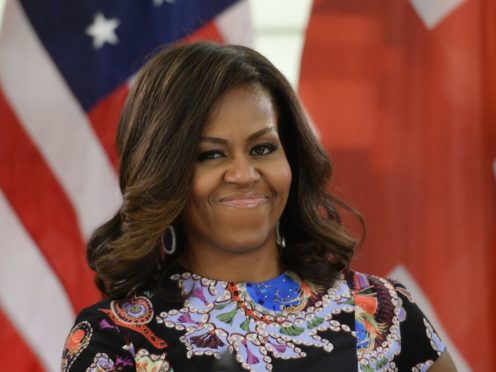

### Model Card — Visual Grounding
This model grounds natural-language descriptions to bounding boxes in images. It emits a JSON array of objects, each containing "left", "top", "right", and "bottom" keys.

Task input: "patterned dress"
[{"left": 61, "top": 270, "right": 445, "bottom": 371}]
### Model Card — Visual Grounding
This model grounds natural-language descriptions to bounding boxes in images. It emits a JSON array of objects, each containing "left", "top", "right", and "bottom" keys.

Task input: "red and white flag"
[
  {"left": 299, "top": 0, "right": 496, "bottom": 371},
  {"left": 0, "top": 1, "right": 252, "bottom": 370}
]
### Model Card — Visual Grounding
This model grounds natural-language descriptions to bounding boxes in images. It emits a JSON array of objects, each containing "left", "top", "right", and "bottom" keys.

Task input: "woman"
[{"left": 62, "top": 42, "right": 456, "bottom": 371}]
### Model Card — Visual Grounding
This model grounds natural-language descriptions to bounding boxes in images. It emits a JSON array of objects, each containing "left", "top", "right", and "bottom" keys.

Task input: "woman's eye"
[
  {"left": 250, "top": 143, "right": 277, "bottom": 156},
  {"left": 198, "top": 150, "right": 224, "bottom": 162}
]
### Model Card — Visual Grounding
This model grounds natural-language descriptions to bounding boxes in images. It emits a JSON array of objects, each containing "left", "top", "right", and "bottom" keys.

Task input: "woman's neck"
[{"left": 180, "top": 245, "right": 282, "bottom": 283}]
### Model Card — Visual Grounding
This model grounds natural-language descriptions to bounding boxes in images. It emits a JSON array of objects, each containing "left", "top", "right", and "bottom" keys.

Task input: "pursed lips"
[{"left": 216, "top": 193, "right": 270, "bottom": 208}]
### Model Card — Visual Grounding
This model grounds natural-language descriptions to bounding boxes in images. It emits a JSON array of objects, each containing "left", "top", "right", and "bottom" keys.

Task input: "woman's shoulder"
[
  {"left": 343, "top": 269, "right": 446, "bottom": 371},
  {"left": 62, "top": 291, "right": 172, "bottom": 371},
  {"left": 69, "top": 296, "right": 113, "bottom": 324}
]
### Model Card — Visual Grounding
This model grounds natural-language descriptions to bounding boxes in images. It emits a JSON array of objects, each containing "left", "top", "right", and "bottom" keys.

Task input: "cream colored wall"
[
  {"left": 0, "top": 0, "right": 312, "bottom": 86},
  {"left": 0, "top": 0, "right": 4, "bottom": 27},
  {"left": 250, "top": 0, "right": 312, "bottom": 87}
]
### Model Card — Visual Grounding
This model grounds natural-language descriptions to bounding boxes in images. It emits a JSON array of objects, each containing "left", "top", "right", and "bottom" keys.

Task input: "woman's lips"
[{"left": 217, "top": 194, "right": 269, "bottom": 208}]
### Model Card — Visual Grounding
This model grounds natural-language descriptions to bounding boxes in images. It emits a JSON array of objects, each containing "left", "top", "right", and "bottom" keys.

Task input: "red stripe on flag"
[
  {"left": 481, "top": 1, "right": 496, "bottom": 366},
  {"left": 183, "top": 20, "right": 224, "bottom": 43},
  {"left": 0, "top": 88, "right": 100, "bottom": 312},
  {"left": 88, "top": 84, "right": 129, "bottom": 171},
  {"left": 0, "top": 308, "right": 44, "bottom": 371}
]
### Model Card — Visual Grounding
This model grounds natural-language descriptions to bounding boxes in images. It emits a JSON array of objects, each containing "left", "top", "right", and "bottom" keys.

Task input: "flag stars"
[{"left": 86, "top": 12, "right": 120, "bottom": 49}]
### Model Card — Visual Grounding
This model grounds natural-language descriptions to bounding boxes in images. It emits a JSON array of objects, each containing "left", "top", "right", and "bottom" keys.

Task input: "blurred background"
[{"left": 0, "top": 0, "right": 494, "bottom": 371}]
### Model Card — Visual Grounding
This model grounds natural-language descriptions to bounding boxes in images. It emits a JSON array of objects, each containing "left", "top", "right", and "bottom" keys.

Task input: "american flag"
[
  {"left": 0, "top": 0, "right": 252, "bottom": 370},
  {"left": 299, "top": 0, "right": 496, "bottom": 371}
]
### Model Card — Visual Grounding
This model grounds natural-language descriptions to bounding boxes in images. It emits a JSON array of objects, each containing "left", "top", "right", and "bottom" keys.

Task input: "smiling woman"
[
  {"left": 61, "top": 42, "right": 456, "bottom": 371},
  {"left": 88, "top": 41, "right": 359, "bottom": 301}
]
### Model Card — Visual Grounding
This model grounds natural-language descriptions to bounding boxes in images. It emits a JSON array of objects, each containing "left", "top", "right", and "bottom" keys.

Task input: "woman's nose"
[{"left": 223, "top": 155, "right": 260, "bottom": 185}]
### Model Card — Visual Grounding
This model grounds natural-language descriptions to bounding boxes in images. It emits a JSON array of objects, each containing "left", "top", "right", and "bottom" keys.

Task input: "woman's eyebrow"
[
  {"left": 247, "top": 126, "right": 276, "bottom": 141},
  {"left": 198, "top": 136, "right": 228, "bottom": 145},
  {"left": 199, "top": 126, "right": 277, "bottom": 145}
]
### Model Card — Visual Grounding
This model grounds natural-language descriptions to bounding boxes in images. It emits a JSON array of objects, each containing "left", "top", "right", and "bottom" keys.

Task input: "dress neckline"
[{"left": 174, "top": 264, "right": 289, "bottom": 286}]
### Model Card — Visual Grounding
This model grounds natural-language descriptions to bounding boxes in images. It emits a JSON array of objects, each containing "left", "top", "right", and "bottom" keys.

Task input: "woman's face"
[{"left": 182, "top": 85, "right": 292, "bottom": 257}]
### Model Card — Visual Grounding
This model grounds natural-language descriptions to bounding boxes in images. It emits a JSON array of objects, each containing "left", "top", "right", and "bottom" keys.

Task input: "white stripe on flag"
[
  {"left": 215, "top": 0, "right": 253, "bottom": 46},
  {"left": 409, "top": 0, "right": 465, "bottom": 29},
  {"left": 0, "top": 0, "right": 121, "bottom": 240},
  {"left": 388, "top": 265, "right": 472, "bottom": 372},
  {"left": 0, "top": 190, "right": 74, "bottom": 372}
]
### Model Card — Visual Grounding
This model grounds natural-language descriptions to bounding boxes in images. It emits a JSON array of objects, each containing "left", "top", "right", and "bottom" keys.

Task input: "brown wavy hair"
[{"left": 87, "top": 41, "right": 364, "bottom": 300}]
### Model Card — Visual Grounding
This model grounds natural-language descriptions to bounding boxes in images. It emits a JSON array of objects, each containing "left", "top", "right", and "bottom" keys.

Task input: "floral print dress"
[{"left": 62, "top": 270, "right": 445, "bottom": 371}]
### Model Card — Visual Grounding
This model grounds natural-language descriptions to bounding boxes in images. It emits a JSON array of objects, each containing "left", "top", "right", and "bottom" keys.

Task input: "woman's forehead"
[{"left": 200, "top": 86, "right": 278, "bottom": 137}]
